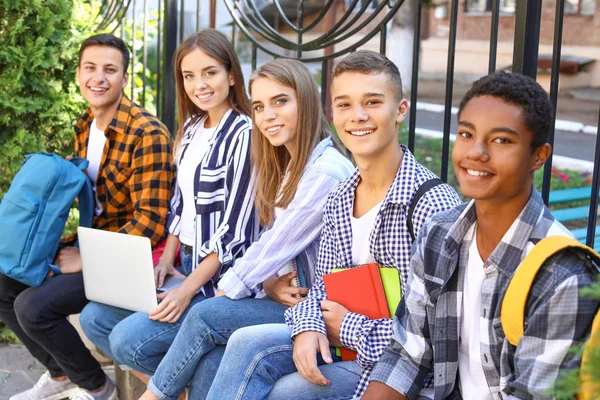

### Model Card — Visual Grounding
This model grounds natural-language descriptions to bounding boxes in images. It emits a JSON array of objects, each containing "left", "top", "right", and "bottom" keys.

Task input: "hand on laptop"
[
  {"left": 321, "top": 299, "right": 349, "bottom": 348},
  {"left": 263, "top": 273, "right": 309, "bottom": 306},
  {"left": 150, "top": 286, "right": 193, "bottom": 323},
  {"left": 154, "top": 261, "right": 184, "bottom": 288},
  {"left": 293, "top": 331, "right": 333, "bottom": 385},
  {"left": 52, "top": 246, "right": 83, "bottom": 275}
]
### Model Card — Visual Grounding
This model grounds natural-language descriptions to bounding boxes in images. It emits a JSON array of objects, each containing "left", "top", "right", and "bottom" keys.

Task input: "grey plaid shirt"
[
  {"left": 285, "top": 146, "right": 461, "bottom": 397},
  {"left": 370, "top": 189, "right": 599, "bottom": 399}
]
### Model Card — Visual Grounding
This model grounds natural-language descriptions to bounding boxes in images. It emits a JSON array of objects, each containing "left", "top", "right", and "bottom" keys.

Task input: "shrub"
[{"left": 0, "top": 0, "right": 94, "bottom": 199}]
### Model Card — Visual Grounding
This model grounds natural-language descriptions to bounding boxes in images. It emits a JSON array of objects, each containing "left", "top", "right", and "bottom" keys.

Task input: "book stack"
[{"left": 323, "top": 263, "right": 401, "bottom": 361}]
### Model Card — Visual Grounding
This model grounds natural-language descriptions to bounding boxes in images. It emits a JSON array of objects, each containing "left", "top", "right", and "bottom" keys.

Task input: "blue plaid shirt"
[
  {"left": 284, "top": 146, "right": 461, "bottom": 397},
  {"left": 370, "top": 189, "right": 599, "bottom": 399}
]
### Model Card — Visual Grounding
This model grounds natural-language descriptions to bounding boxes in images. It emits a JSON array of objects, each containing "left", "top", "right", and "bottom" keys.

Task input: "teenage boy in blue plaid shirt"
[
  {"left": 364, "top": 72, "right": 599, "bottom": 399},
  {"left": 202, "top": 50, "right": 461, "bottom": 399}
]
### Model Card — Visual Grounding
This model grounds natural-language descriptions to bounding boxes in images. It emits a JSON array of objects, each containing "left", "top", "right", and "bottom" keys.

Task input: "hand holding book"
[
  {"left": 321, "top": 299, "right": 349, "bottom": 347},
  {"left": 263, "top": 272, "right": 309, "bottom": 306}
]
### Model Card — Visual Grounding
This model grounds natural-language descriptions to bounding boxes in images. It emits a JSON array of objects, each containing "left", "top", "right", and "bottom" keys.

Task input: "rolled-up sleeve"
[{"left": 218, "top": 170, "right": 342, "bottom": 299}]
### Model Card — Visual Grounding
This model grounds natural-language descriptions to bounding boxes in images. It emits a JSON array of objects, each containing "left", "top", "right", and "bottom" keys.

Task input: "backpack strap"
[
  {"left": 407, "top": 178, "right": 444, "bottom": 242},
  {"left": 70, "top": 157, "right": 94, "bottom": 228},
  {"left": 501, "top": 236, "right": 600, "bottom": 347}
]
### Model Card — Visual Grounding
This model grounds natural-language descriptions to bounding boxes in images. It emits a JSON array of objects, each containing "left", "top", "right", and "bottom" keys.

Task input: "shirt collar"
[
  {"left": 443, "top": 186, "right": 547, "bottom": 275},
  {"left": 306, "top": 137, "right": 334, "bottom": 168},
  {"left": 74, "top": 94, "right": 131, "bottom": 137},
  {"left": 388, "top": 145, "right": 422, "bottom": 207},
  {"left": 183, "top": 108, "right": 234, "bottom": 145},
  {"left": 335, "top": 144, "right": 419, "bottom": 214}
]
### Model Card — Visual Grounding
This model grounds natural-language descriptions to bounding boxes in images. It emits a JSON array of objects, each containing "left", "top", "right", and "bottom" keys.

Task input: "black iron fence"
[{"left": 101, "top": 0, "right": 600, "bottom": 248}]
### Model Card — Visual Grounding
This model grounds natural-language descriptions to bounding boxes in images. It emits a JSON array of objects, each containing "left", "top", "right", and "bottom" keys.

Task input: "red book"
[{"left": 323, "top": 263, "right": 390, "bottom": 361}]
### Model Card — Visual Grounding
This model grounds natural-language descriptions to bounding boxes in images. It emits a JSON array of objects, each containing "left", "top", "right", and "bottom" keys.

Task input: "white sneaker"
[
  {"left": 9, "top": 371, "right": 78, "bottom": 400},
  {"left": 68, "top": 376, "right": 118, "bottom": 400},
  {"left": 68, "top": 388, "right": 118, "bottom": 400}
]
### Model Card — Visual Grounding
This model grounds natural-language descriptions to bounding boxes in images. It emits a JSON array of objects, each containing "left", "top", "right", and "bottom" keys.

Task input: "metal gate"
[{"left": 97, "top": 0, "right": 600, "bottom": 248}]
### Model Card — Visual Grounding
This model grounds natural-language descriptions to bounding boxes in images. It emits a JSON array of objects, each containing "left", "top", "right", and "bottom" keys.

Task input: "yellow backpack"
[{"left": 501, "top": 236, "right": 600, "bottom": 399}]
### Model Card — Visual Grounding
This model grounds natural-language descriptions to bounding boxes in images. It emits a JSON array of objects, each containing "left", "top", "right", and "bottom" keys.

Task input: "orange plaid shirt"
[{"left": 72, "top": 95, "right": 174, "bottom": 246}]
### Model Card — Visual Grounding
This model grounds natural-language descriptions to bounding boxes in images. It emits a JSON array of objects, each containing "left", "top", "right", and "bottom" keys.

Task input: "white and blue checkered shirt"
[
  {"left": 284, "top": 146, "right": 462, "bottom": 397},
  {"left": 370, "top": 189, "right": 599, "bottom": 399}
]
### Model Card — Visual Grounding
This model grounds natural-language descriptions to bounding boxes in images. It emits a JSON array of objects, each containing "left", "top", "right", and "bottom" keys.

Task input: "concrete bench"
[{"left": 69, "top": 314, "right": 148, "bottom": 400}]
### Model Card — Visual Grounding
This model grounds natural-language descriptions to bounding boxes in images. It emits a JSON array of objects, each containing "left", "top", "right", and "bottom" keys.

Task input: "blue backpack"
[{"left": 0, "top": 153, "right": 94, "bottom": 287}]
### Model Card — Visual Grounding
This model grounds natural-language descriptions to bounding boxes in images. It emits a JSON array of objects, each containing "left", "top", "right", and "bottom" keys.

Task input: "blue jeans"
[
  {"left": 79, "top": 248, "right": 206, "bottom": 374},
  {"left": 147, "top": 296, "right": 288, "bottom": 400},
  {"left": 206, "top": 324, "right": 362, "bottom": 400}
]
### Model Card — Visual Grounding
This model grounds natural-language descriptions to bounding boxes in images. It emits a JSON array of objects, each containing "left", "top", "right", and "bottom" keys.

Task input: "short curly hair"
[{"left": 458, "top": 71, "right": 553, "bottom": 151}]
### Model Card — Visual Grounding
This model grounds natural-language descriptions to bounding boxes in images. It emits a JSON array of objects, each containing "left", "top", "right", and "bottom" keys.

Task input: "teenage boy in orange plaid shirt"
[{"left": 1, "top": 34, "right": 174, "bottom": 400}]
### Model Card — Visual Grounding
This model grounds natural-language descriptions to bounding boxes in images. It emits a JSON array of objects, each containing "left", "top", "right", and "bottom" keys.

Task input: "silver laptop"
[{"left": 78, "top": 227, "right": 159, "bottom": 314}]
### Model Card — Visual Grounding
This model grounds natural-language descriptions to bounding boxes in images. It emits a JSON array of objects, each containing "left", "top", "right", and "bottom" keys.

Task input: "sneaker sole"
[
  {"left": 40, "top": 387, "right": 79, "bottom": 400},
  {"left": 107, "top": 389, "right": 119, "bottom": 400}
]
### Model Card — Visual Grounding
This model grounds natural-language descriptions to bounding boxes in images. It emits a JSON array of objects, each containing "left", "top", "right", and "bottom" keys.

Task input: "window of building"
[
  {"left": 345, "top": 0, "right": 378, "bottom": 12},
  {"left": 465, "top": 0, "right": 595, "bottom": 15},
  {"left": 566, "top": 0, "right": 596, "bottom": 15},
  {"left": 464, "top": 0, "right": 516, "bottom": 13}
]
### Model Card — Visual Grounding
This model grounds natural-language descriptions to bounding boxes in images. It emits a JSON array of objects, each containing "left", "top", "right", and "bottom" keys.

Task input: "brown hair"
[
  {"left": 333, "top": 50, "right": 403, "bottom": 100},
  {"left": 173, "top": 29, "right": 251, "bottom": 157},
  {"left": 79, "top": 34, "right": 130, "bottom": 73},
  {"left": 249, "top": 59, "right": 337, "bottom": 226}
]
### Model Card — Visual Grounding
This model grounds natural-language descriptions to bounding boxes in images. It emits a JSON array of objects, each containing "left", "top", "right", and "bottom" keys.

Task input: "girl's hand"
[
  {"left": 149, "top": 286, "right": 194, "bottom": 323},
  {"left": 263, "top": 272, "right": 309, "bottom": 307},
  {"left": 154, "top": 261, "right": 184, "bottom": 288}
]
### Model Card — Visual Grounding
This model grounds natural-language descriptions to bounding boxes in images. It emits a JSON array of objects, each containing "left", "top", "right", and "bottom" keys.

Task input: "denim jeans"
[
  {"left": 0, "top": 271, "right": 105, "bottom": 390},
  {"left": 147, "top": 296, "right": 289, "bottom": 400},
  {"left": 206, "top": 324, "right": 362, "bottom": 400},
  {"left": 79, "top": 247, "right": 206, "bottom": 374}
]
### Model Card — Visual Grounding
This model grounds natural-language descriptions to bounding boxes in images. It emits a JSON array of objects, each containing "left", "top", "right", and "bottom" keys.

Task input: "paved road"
[
  {"left": 407, "top": 109, "right": 598, "bottom": 162},
  {"left": 0, "top": 345, "right": 115, "bottom": 400}
]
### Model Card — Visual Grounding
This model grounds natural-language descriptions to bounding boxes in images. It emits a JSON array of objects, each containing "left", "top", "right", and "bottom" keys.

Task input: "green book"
[{"left": 330, "top": 266, "right": 401, "bottom": 357}]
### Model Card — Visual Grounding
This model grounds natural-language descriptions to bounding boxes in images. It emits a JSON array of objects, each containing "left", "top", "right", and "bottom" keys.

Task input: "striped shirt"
[
  {"left": 218, "top": 138, "right": 355, "bottom": 299},
  {"left": 370, "top": 189, "right": 599, "bottom": 400},
  {"left": 72, "top": 95, "right": 174, "bottom": 246},
  {"left": 284, "top": 146, "right": 462, "bottom": 397},
  {"left": 167, "top": 109, "right": 258, "bottom": 297}
]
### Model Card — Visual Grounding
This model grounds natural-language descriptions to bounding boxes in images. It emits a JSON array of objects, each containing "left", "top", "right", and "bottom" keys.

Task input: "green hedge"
[{"left": 0, "top": 0, "right": 93, "bottom": 199}]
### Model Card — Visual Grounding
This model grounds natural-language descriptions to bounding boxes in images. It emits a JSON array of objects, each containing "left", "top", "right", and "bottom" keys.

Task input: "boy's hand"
[
  {"left": 293, "top": 331, "right": 333, "bottom": 385},
  {"left": 154, "top": 261, "right": 184, "bottom": 288},
  {"left": 53, "top": 247, "right": 82, "bottom": 274},
  {"left": 215, "top": 289, "right": 226, "bottom": 297},
  {"left": 321, "top": 300, "right": 349, "bottom": 347},
  {"left": 263, "top": 273, "right": 309, "bottom": 307},
  {"left": 150, "top": 286, "right": 193, "bottom": 323}
]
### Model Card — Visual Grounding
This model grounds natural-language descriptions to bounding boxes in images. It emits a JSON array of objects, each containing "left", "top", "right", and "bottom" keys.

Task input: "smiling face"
[
  {"left": 331, "top": 71, "right": 408, "bottom": 161},
  {"left": 76, "top": 45, "right": 128, "bottom": 115},
  {"left": 250, "top": 77, "right": 299, "bottom": 157},
  {"left": 452, "top": 95, "right": 550, "bottom": 207},
  {"left": 181, "top": 47, "right": 234, "bottom": 126}
]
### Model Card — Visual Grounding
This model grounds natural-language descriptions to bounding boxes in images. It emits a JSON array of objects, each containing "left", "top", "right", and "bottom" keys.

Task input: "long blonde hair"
[
  {"left": 172, "top": 29, "right": 251, "bottom": 159},
  {"left": 249, "top": 59, "right": 332, "bottom": 227}
]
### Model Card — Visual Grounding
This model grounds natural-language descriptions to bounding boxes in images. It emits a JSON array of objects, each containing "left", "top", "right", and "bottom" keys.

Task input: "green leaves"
[{"left": 0, "top": 0, "right": 94, "bottom": 198}]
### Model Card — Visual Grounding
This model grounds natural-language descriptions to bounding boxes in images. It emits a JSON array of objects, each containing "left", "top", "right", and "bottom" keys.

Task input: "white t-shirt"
[
  {"left": 86, "top": 119, "right": 107, "bottom": 216},
  {"left": 350, "top": 200, "right": 383, "bottom": 265},
  {"left": 458, "top": 223, "right": 494, "bottom": 399},
  {"left": 177, "top": 123, "right": 216, "bottom": 246}
]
